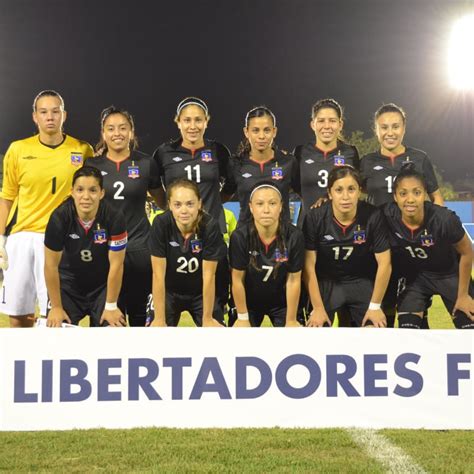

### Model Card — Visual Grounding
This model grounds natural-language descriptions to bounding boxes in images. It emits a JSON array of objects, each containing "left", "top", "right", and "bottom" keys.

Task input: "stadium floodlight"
[{"left": 447, "top": 14, "right": 474, "bottom": 90}]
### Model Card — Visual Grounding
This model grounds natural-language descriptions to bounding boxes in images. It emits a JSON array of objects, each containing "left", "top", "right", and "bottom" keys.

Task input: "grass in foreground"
[{"left": 1, "top": 428, "right": 473, "bottom": 473}]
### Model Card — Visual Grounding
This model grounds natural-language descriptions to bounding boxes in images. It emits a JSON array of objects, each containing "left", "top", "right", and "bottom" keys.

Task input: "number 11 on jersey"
[{"left": 184, "top": 164, "right": 201, "bottom": 183}]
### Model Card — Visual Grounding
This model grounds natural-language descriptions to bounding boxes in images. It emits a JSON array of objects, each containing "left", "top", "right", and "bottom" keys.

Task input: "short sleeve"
[
  {"left": 287, "top": 228, "right": 305, "bottom": 273},
  {"left": 351, "top": 146, "right": 360, "bottom": 171},
  {"left": 107, "top": 207, "right": 128, "bottom": 251},
  {"left": 422, "top": 155, "right": 439, "bottom": 195},
  {"left": 302, "top": 210, "right": 320, "bottom": 251},
  {"left": 149, "top": 213, "right": 168, "bottom": 257},
  {"left": 148, "top": 157, "right": 162, "bottom": 190},
  {"left": 1, "top": 144, "right": 19, "bottom": 201},
  {"left": 369, "top": 209, "right": 390, "bottom": 254},
  {"left": 44, "top": 209, "right": 67, "bottom": 252},
  {"left": 229, "top": 229, "right": 249, "bottom": 270},
  {"left": 442, "top": 210, "right": 466, "bottom": 245},
  {"left": 152, "top": 145, "right": 165, "bottom": 180},
  {"left": 216, "top": 142, "right": 236, "bottom": 196},
  {"left": 202, "top": 218, "right": 226, "bottom": 261},
  {"left": 290, "top": 152, "right": 301, "bottom": 195}
]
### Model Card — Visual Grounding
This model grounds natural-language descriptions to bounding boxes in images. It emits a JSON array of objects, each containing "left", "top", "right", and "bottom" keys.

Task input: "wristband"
[
  {"left": 237, "top": 312, "right": 249, "bottom": 321},
  {"left": 0, "top": 235, "right": 6, "bottom": 247},
  {"left": 105, "top": 302, "right": 118, "bottom": 311},
  {"left": 368, "top": 302, "right": 381, "bottom": 311}
]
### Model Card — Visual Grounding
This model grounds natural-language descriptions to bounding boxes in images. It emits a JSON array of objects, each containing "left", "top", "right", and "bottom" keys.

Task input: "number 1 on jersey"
[
  {"left": 184, "top": 164, "right": 201, "bottom": 183},
  {"left": 385, "top": 176, "right": 395, "bottom": 193}
]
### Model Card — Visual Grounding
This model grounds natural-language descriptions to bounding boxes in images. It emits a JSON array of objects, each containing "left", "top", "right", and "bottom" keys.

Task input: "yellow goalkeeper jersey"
[{"left": 1, "top": 134, "right": 94, "bottom": 234}]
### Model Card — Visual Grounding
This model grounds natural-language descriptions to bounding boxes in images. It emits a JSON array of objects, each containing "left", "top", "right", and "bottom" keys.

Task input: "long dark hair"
[
  {"left": 327, "top": 165, "right": 361, "bottom": 193},
  {"left": 247, "top": 182, "right": 287, "bottom": 277},
  {"left": 167, "top": 178, "right": 206, "bottom": 236},
  {"left": 95, "top": 106, "right": 139, "bottom": 155},
  {"left": 236, "top": 106, "right": 277, "bottom": 158}
]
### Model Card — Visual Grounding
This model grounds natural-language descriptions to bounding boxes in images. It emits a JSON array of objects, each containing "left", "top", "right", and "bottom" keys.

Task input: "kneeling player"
[
  {"left": 383, "top": 163, "right": 474, "bottom": 329},
  {"left": 149, "top": 179, "right": 227, "bottom": 327},
  {"left": 303, "top": 166, "right": 391, "bottom": 327},
  {"left": 230, "top": 183, "right": 304, "bottom": 327},
  {"left": 44, "top": 166, "right": 127, "bottom": 327}
]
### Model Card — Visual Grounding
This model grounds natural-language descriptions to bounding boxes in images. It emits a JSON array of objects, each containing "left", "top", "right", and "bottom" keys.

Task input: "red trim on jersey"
[
  {"left": 332, "top": 216, "right": 355, "bottom": 236},
  {"left": 77, "top": 217, "right": 96, "bottom": 235},
  {"left": 106, "top": 155, "right": 130, "bottom": 172},
  {"left": 380, "top": 148, "right": 406, "bottom": 166},
  {"left": 259, "top": 235, "right": 276, "bottom": 254},
  {"left": 402, "top": 221, "right": 421, "bottom": 239},
  {"left": 315, "top": 144, "right": 337, "bottom": 159},
  {"left": 250, "top": 157, "right": 274, "bottom": 173},
  {"left": 181, "top": 144, "right": 206, "bottom": 158}
]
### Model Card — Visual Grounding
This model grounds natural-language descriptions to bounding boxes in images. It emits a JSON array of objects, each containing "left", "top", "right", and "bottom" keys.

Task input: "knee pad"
[
  {"left": 398, "top": 313, "right": 423, "bottom": 329},
  {"left": 452, "top": 310, "right": 474, "bottom": 329}
]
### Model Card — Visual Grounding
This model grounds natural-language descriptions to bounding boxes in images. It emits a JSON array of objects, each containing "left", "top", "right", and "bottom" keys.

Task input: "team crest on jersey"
[
  {"left": 420, "top": 230, "right": 434, "bottom": 247},
  {"left": 70, "top": 153, "right": 83, "bottom": 167},
  {"left": 128, "top": 165, "right": 140, "bottom": 179},
  {"left": 201, "top": 150, "right": 213, "bottom": 162},
  {"left": 93, "top": 228, "right": 107, "bottom": 244},
  {"left": 353, "top": 226, "right": 366, "bottom": 245},
  {"left": 334, "top": 154, "right": 345, "bottom": 166},
  {"left": 274, "top": 248, "right": 288, "bottom": 263},
  {"left": 271, "top": 165, "right": 283, "bottom": 180},
  {"left": 191, "top": 239, "right": 203, "bottom": 254}
]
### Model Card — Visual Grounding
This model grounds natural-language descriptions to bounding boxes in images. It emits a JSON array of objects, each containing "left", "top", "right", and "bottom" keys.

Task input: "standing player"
[
  {"left": 230, "top": 182, "right": 304, "bottom": 327},
  {"left": 360, "top": 103, "right": 443, "bottom": 328},
  {"left": 360, "top": 103, "right": 443, "bottom": 207},
  {"left": 88, "top": 106, "right": 161, "bottom": 326},
  {"left": 303, "top": 166, "right": 391, "bottom": 327},
  {"left": 153, "top": 97, "right": 235, "bottom": 234},
  {"left": 383, "top": 163, "right": 473, "bottom": 329},
  {"left": 230, "top": 106, "right": 299, "bottom": 225},
  {"left": 149, "top": 179, "right": 227, "bottom": 327},
  {"left": 294, "top": 98, "right": 359, "bottom": 223},
  {"left": 44, "top": 166, "right": 127, "bottom": 327},
  {"left": 0, "top": 90, "right": 93, "bottom": 328}
]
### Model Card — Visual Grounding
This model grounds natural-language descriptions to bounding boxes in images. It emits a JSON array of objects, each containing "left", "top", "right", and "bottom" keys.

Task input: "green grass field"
[{"left": 1, "top": 296, "right": 470, "bottom": 472}]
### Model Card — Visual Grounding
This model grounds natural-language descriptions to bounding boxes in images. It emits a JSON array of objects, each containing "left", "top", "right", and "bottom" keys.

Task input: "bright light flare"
[{"left": 447, "top": 14, "right": 474, "bottom": 90}]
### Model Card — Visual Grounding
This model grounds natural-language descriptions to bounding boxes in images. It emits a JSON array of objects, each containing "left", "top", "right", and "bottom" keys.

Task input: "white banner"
[{"left": 0, "top": 328, "right": 472, "bottom": 431}]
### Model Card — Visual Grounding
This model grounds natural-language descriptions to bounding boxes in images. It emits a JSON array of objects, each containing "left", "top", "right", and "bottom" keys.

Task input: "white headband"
[
  {"left": 176, "top": 97, "right": 209, "bottom": 116},
  {"left": 250, "top": 184, "right": 282, "bottom": 201}
]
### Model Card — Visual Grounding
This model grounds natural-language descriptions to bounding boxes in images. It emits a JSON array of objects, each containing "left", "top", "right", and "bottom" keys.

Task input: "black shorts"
[
  {"left": 48, "top": 284, "right": 106, "bottom": 327},
  {"left": 318, "top": 277, "right": 373, "bottom": 327},
  {"left": 165, "top": 291, "right": 225, "bottom": 327},
  {"left": 119, "top": 248, "right": 152, "bottom": 326},
  {"left": 398, "top": 272, "right": 474, "bottom": 314},
  {"left": 248, "top": 305, "right": 287, "bottom": 327}
]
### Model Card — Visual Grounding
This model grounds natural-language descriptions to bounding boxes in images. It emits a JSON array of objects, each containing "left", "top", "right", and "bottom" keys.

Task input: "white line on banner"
[{"left": 348, "top": 428, "right": 426, "bottom": 473}]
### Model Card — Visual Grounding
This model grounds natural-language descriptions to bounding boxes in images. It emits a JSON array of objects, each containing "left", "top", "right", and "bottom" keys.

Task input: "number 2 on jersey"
[
  {"left": 113, "top": 181, "right": 125, "bottom": 200},
  {"left": 184, "top": 164, "right": 201, "bottom": 183}
]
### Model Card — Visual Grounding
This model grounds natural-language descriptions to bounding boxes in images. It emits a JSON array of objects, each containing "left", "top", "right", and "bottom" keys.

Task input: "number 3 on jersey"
[
  {"left": 184, "top": 164, "right": 201, "bottom": 183},
  {"left": 317, "top": 170, "right": 328, "bottom": 188}
]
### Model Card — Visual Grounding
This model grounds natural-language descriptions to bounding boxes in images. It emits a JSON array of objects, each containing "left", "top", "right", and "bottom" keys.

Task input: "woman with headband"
[
  {"left": 153, "top": 97, "right": 235, "bottom": 234},
  {"left": 293, "top": 98, "right": 359, "bottom": 224},
  {"left": 230, "top": 106, "right": 299, "bottom": 225},
  {"left": 88, "top": 106, "right": 161, "bottom": 326},
  {"left": 303, "top": 165, "right": 391, "bottom": 328},
  {"left": 230, "top": 182, "right": 304, "bottom": 327}
]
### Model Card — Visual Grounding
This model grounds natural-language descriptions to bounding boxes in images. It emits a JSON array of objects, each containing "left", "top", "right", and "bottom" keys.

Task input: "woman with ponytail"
[
  {"left": 230, "top": 106, "right": 299, "bottom": 225},
  {"left": 383, "top": 162, "right": 474, "bottom": 329},
  {"left": 148, "top": 179, "right": 227, "bottom": 327},
  {"left": 230, "top": 182, "right": 304, "bottom": 327}
]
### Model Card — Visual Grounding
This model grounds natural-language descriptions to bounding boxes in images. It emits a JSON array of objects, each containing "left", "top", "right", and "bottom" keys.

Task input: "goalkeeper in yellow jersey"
[{"left": 0, "top": 90, "right": 94, "bottom": 327}]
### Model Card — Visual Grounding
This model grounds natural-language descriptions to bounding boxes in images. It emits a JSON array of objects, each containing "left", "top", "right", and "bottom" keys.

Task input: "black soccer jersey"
[
  {"left": 303, "top": 200, "right": 390, "bottom": 281},
  {"left": 88, "top": 151, "right": 160, "bottom": 251},
  {"left": 229, "top": 223, "right": 304, "bottom": 309},
  {"left": 294, "top": 141, "right": 359, "bottom": 210},
  {"left": 44, "top": 198, "right": 127, "bottom": 292},
  {"left": 360, "top": 147, "right": 439, "bottom": 206},
  {"left": 149, "top": 211, "right": 227, "bottom": 295},
  {"left": 153, "top": 138, "right": 235, "bottom": 233},
  {"left": 383, "top": 201, "right": 465, "bottom": 277},
  {"left": 229, "top": 149, "right": 299, "bottom": 224}
]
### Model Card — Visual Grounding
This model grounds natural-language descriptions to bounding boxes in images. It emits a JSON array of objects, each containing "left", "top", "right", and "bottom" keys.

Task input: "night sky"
[{"left": 0, "top": 0, "right": 472, "bottom": 183}]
